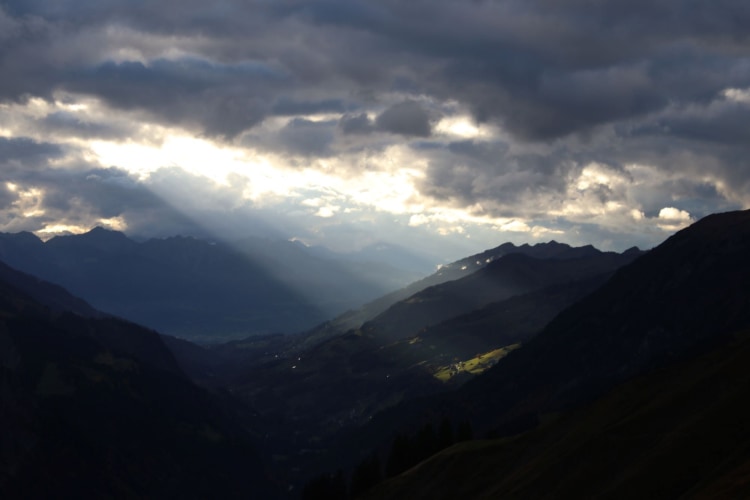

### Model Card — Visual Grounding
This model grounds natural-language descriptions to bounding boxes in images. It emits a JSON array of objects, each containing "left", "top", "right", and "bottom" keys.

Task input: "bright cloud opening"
[
  {"left": 723, "top": 88, "right": 750, "bottom": 104},
  {"left": 657, "top": 207, "right": 693, "bottom": 231}
]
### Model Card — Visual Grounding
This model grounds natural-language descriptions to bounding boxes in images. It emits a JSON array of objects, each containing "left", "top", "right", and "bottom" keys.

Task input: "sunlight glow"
[
  {"left": 576, "top": 163, "right": 617, "bottom": 191},
  {"left": 435, "top": 115, "right": 494, "bottom": 139},
  {"left": 13, "top": 187, "right": 45, "bottom": 216},
  {"left": 37, "top": 224, "right": 89, "bottom": 237},
  {"left": 98, "top": 216, "right": 129, "bottom": 231},
  {"left": 657, "top": 207, "right": 693, "bottom": 231},
  {"left": 723, "top": 87, "right": 750, "bottom": 104},
  {"left": 89, "top": 135, "right": 260, "bottom": 184}
]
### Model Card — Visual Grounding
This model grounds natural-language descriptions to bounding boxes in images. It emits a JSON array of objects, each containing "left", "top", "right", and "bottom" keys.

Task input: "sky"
[{"left": 1, "top": 0, "right": 749, "bottom": 262}]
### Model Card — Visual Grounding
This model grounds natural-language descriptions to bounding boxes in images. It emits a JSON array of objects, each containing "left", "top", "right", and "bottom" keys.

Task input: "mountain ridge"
[
  {"left": 333, "top": 209, "right": 750, "bottom": 498},
  {"left": 294, "top": 240, "right": 642, "bottom": 350},
  {"left": 0, "top": 227, "right": 427, "bottom": 341}
]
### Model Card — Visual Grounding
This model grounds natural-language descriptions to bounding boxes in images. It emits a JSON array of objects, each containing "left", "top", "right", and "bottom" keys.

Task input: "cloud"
[
  {"left": 63, "top": 58, "right": 286, "bottom": 138},
  {"left": 271, "top": 97, "right": 352, "bottom": 117},
  {"left": 0, "top": 137, "right": 63, "bottom": 163},
  {"left": 339, "top": 101, "right": 436, "bottom": 138},
  {"left": 657, "top": 206, "right": 693, "bottom": 231},
  {"left": 636, "top": 90, "right": 750, "bottom": 146},
  {"left": 2, "top": 0, "right": 749, "bottom": 143},
  {"left": 275, "top": 118, "right": 336, "bottom": 157},
  {"left": 0, "top": 140, "right": 202, "bottom": 237},
  {"left": 339, "top": 113, "right": 375, "bottom": 135},
  {"left": 375, "top": 100, "right": 434, "bottom": 137},
  {"left": 1, "top": 0, "right": 749, "bottom": 256}
]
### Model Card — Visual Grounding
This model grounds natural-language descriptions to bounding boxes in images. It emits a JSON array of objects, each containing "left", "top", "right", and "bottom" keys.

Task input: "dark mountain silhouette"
[
  {"left": 0, "top": 259, "right": 102, "bottom": 318},
  {"left": 345, "top": 209, "right": 750, "bottom": 499},
  {"left": 0, "top": 260, "right": 278, "bottom": 498},
  {"left": 296, "top": 241, "right": 641, "bottom": 350},
  {"left": 361, "top": 249, "right": 640, "bottom": 343},
  {"left": 0, "top": 228, "right": 424, "bottom": 342},
  {"left": 459, "top": 209, "right": 750, "bottom": 434},
  {"left": 375, "top": 273, "right": 615, "bottom": 382}
]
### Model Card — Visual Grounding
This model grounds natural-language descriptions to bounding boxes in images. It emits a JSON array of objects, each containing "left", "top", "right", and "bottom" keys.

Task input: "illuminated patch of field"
[{"left": 433, "top": 344, "right": 521, "bottom": 382}]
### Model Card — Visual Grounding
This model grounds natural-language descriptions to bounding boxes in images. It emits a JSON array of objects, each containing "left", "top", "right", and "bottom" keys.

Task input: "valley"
[{"left": 2, "top": 3, "right": 747, "bottom": 498}]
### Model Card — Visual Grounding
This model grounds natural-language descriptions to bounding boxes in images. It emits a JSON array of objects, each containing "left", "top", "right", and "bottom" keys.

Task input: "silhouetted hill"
[
  {"left": 0, "top": 228, "right": 424, "bottom": 341},
  {"left": 0, "top": 260, "right": 101, "bottom": 318},
  {"left": 298, "top": 241, "right": 641, "bottom": 349},
  {"left": 461, "top": 209, "right": 750, "bottom": 434},
  {"left": 361, "top": 250, "right": 639, "bottom": 343},
  {"left": 0, "top": 261, "right": 278, "bottom": 498},
  {"left": 348, "top": 209, "right": 750, "bottom": 498},
  {"left": 378, "top": 274, "right": 615, "bottom": 379}
]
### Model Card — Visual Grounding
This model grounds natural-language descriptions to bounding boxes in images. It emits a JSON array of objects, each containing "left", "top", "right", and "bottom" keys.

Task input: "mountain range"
[
  {"left": 355, "top": 209, "right": 750, "bottom": 499},
  {"left": 168, "top": 240, "right": 642, "bottom": 488},
  {"left": 0, "top": 228, "right": 428, "bottom": 342},
  {"left": 3, "top": 209, "right": 750, "bottom": 499}
]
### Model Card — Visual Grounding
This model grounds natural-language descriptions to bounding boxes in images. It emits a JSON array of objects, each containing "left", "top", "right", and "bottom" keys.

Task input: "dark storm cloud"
[
  {"left": 2, "top": 160, "right": 141, "bottom": 214},
  {"left": 38, "top": 111, "right": 135, "bottom": 140},
  {"left": 339, "top": 113, "right": 375, "bottom": 135},
  {"left": 271, "top": 98, "right": 352, "bottom": 117},
  {"left": 339, "top": 101, "right": 435, "bottom": 138},
  {"left": 62, "top": 58, "right": 287, "bottom": 138},
  {"left": 42, "top": 168, "right": 159, "bottom": 217},
  {"left": 0, "top": 5, "right": 285, "bottom": 137},
  {"left": 375, "top": 100, "right": 433, "bottom": 137},
  {"left": 278, "top": 0, "right": 750, "bottom": 138},
  {"left": 633, "top": 100, "right": 750, "bottom": 146},
  {"left": 276, "top": 118, "right": 336, "bottom": 157},
  {"left": 445, "top": 140, "right": 510, "bottom": 164},
  {"left": 413, "top": 139, "right": 571, "bottom": 216},
  {"left": 1, "top": 0, "right": 750, "bottom": 250},
  {"left": 3, "top": 0, "right": 750, "bottom": 141},
  {"left": 0, "top": 137, "right": 63, "bottom": 162}
]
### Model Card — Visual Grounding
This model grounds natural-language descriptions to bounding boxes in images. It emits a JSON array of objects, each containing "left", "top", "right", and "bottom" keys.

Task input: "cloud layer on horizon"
[{"left": 1, "top": 0, "right": 749, "bottom": 259}]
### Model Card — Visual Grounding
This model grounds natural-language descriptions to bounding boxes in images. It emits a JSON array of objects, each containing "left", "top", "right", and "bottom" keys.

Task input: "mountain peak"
[
  {"left": 622, "top": 245, "right": 643, "bottom": 256},
  {"left": 0, "top": 230, "right": 43, "bottom": 246},
  {"left": 46, "top": 226, "right": 135, "bottom": 253},
  {"left": 85, "top": 226, "right": 129, "bottom": 238}
]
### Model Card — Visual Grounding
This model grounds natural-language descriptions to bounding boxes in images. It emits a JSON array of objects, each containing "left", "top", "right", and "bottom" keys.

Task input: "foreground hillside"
[
  {"left": 0, "top": 261, "right": 277, "bottom": 498},
  {"left": 328, "top": 211, "right": 750, "bottom": 498},
  {"left": 366, "top": 326, "right": 750, "bottom": 499}
]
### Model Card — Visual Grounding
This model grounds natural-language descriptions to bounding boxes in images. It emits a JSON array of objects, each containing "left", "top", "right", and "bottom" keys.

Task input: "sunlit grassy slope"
[{"left": 432, "top": 344, "right": 520, "bottom": 382}]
